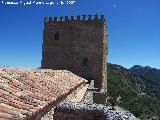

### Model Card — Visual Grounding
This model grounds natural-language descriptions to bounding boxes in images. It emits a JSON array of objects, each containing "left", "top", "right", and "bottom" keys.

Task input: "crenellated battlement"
[{"left": 44, "top": 15, "right": 105, "bottom": 23}]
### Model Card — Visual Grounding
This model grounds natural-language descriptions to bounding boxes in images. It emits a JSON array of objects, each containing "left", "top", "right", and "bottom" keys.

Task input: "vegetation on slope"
[{"left": 107, "top": 63, "right": 160, "bottom": 119}]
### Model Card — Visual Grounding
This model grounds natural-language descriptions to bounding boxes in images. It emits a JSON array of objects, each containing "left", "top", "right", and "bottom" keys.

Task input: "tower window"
[
  {"left": 55, "top": 32, "right": 59, "bottom": 40},
  {"left": 82, "top": 57, "right": 88, "bottom": 66}
]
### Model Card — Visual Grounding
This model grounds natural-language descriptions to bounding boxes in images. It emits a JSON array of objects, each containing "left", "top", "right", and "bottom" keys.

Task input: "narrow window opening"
[
  {"left": 55, "top": 32, "right": 59, "bottom": 40},
  {"left": 82, "top": 57, "right": 88, "bottom": 66}
]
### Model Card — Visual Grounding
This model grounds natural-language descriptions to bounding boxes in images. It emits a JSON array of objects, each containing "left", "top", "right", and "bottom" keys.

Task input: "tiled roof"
[{"left": 0, "top": 67, "right": 86, "bottom": 120}]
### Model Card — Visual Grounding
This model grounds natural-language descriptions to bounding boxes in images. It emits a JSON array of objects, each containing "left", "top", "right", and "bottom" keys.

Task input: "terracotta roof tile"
[{"left": 0, "top": 67, "right": 86, "bottom": 119}]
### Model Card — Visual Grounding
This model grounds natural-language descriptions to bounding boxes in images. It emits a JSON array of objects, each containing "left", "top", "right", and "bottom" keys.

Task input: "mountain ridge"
[{"left": 107, "top": 63, "right": 160, "bottom": 119}]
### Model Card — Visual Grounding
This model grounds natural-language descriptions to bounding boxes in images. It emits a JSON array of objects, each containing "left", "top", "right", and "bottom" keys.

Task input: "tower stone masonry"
[{"left": 41, "top": 15, "right": 108, "bottom": 91}]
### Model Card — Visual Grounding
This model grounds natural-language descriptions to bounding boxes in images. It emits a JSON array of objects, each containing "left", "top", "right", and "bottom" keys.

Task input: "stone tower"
[{"left": 41, "top": 15, "right": 108, "bottom": 91}]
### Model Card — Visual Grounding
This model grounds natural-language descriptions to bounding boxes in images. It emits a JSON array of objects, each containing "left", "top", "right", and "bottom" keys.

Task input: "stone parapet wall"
[
  {"left": 53, "top": 101, "right": 138, "bottom": 120},
  {"left": 54, "top": 101, "right": 107, "bottom": 120}
]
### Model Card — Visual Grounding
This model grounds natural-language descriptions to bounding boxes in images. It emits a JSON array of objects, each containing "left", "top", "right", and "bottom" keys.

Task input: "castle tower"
[{"left": 41, "top": 15, "right": 108, "bottom": 91}]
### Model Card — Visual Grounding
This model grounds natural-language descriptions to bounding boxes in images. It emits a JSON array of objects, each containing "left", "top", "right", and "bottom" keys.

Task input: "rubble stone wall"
[
  {"left": 53, "top": 101, "right": 107, "bottom": 120},
  {"left": 53, "top": 101, "right": 138, "bottom": 120},
  {"left": 53, "top": 102, "right": 105, "bottom": 120}
]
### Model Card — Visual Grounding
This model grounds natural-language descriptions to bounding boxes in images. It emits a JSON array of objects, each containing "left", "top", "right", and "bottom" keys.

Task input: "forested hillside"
[{"left": 107, "top": 63, "right": 160, "bottom": 119}]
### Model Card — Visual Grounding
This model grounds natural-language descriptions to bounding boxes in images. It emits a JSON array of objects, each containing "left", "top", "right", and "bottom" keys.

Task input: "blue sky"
[{"left": 0, "top": 0, "right": 160, "bottom": 68}]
